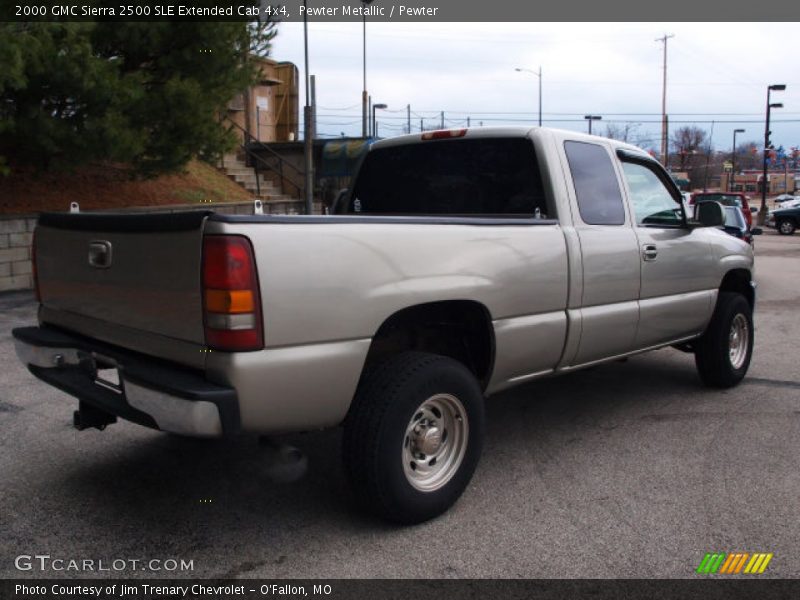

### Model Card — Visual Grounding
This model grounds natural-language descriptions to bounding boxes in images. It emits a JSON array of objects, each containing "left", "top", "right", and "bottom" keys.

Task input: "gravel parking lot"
[{"left": 1, "top": 231, "right": 798, "bottom": 579}]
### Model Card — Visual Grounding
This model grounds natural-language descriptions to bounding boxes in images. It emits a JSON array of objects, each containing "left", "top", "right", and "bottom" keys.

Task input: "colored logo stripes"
[{"left": 696, "top": 552, "right": 773, "bottom": 574}]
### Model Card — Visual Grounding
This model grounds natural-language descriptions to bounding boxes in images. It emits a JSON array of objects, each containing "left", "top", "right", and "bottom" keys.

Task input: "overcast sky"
[{"left": 271, "top": 22, "right": 799, "bottom": 153}]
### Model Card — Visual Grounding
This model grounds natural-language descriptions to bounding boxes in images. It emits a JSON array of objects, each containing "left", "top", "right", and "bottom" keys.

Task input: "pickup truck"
[{"left": 13, "top": 127, "right": 756, "bottom": 524}]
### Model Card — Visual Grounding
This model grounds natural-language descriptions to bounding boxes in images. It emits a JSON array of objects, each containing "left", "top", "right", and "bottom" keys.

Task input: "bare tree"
[
  {"left": 670, "top": 126, "right": 707, "bottom": 171},
  {"left": 603, "top": 123, "right": 641, "bottom": 143},
  {"left": 733, "top": 141, "right": 762, "bottom": 172}
]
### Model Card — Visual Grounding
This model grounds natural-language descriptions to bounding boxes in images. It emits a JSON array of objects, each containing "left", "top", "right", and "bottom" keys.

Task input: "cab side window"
[
  {"left": 621, "top": 161, "right": 683, "bottom": 227},
  {"left": 564, "top": 141, "right": 626, "bottom": 225}
]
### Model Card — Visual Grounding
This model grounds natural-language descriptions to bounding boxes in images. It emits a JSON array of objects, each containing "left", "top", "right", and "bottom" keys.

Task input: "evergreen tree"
[{"left": 0, "top": 21, "right": 276, "bottom": 176}]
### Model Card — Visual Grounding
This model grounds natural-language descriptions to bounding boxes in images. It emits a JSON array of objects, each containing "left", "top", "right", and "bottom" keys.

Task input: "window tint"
[
  {"left": 345, "top": 138, "right": 549, "bottom": 216},
  {"left": 621, "top": 161, "right": 683, "bottom": 226},
  {"left": 564, "top": 141, "right": 625, "bottom": 225}
]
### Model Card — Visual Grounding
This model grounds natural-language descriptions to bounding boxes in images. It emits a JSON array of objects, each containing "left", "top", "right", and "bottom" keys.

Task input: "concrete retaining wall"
[
  {"left": 0, "top": 199, "right": 315, "bottom": 293},
  {"left": 0, "top": 216, "right": 36, "bottom": 292}
]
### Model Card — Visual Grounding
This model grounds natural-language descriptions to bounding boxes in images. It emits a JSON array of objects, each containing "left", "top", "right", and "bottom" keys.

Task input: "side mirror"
[
  {"left": 751, "top": 227, "right": 763, "bottom": 236},
  {"left": 750, "top": 206, "right": 758, "bottom": 214},
  {"left": 696, "top": 201, "right": 724, "bottom": 227}
]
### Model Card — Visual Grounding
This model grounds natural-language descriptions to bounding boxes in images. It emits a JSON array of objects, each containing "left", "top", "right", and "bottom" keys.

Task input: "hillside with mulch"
[{"left": 0, "top": 160, "right": 252, "bottom": 215}]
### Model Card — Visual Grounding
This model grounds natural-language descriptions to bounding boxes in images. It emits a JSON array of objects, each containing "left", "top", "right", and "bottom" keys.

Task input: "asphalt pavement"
[{"left": 1, "top": 231, "right": 798, "bottom": 579}]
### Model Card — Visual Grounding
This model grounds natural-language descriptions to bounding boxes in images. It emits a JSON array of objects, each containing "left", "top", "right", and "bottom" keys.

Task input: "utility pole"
[
  {"left": 361, "top": 0, "right": 375, "bottom": 138},
  {"left": 730, "top": 128, "right": 745, "bottom": 192},
  {"left": 407, "top": 104, "right": 411, "bottom": 134},
  {"left": 302, "top": 0, "right": 313, "bottom": 215},
  {"left": 467, "top": 116, "right": 471, "bottom": 127},
  {"left": 656, "top": 34, "right": 674, "bottom": 167},
  {"left": 440, "top": 111, "right": 444, "bottom": 129},
  {"left": 703, "top": 121, "right": 715, "bottom": 192},
  {"left": 310, "top": 75, "right": 317, "bottom": 140}
]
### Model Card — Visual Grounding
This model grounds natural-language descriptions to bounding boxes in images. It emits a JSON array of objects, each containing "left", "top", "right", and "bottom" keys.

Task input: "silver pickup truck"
[{"left": 13, "top": 127, "right": 755, "bottom": 523}]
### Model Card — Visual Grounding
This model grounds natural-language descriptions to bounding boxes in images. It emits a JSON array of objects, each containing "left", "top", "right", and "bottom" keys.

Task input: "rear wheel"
[
  {"left": 343, "top": 352, "right": 485, "bottom": 524},
  {"left": 694, "top": 292, "right": 753, "bottom": 388},
  {"left": 777, "top": 219, "right": 796, "bottom": 235}
]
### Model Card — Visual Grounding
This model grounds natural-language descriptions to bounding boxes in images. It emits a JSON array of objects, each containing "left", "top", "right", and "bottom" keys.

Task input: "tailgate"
[{"left": 35, "top": 211, "right": 211, "bottom": 369}]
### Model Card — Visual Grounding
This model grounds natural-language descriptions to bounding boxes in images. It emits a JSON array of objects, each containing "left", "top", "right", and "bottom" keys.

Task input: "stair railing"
[{"left": 222, "top": 116, "right": 304, "bottom": 199}]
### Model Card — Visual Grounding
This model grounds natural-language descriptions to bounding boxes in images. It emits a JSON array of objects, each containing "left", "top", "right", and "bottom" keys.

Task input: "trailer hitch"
[{"left": 73, "top": 401, "right": 117, "bottom": 431}]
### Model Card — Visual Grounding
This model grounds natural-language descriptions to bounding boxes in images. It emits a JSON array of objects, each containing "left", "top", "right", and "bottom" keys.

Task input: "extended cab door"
[
  {"left": 560, "top": 140, "right": 642, "bottom": 365},
  {"left": 616, "top": 152, "right": 718, "bottom": 347}
]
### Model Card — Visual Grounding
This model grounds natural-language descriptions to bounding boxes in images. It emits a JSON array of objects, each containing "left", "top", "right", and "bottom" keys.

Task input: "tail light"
[
  {"left": 32, "top": 228, "right": 41, "bottom": 303},
  {"left": 202, "top": 235, "right": 263, "bottom": 351}
]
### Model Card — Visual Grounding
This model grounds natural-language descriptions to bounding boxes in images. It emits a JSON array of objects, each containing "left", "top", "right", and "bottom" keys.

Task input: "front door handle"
[{"left": 642, "top": 244, "right": 658, "bottom": 261}]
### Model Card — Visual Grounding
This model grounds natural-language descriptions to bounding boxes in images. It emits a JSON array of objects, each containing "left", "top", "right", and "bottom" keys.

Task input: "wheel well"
[
  {"left": 719, "top": 269, "right": 754, "bottom": 309},
  {"left": 363, "top": 301, "right": 495, "bottom": 390}
]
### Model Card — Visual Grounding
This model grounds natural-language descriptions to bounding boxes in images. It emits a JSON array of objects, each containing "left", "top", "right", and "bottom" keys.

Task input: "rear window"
[
  {"left": 343, "top": 138, "right": 549, "bottom": 217},
  {"left": 564, "top": 141, "right": 626, "bottom": 225},
  {"left": 695, "top": 193, "right": 743, "bottom": 208},
  {"left": 724, "top": 207, "right": 745, "bottom": 228}
]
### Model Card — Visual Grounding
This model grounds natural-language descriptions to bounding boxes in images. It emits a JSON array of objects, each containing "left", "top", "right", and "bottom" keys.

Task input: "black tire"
[
  {"left": 694, "top": 292, "right": 753, "bottom": 388},
  {"left": 343, "top": 351, "right": 485, "bottom": 524},
  {"left": 777, "top": 219, "right": 796, "bottom": 235}
]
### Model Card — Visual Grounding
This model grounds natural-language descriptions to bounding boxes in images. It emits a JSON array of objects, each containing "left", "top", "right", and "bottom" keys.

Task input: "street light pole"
[
  {"left": 730, "top": 128, "right": 745, "bottom": 192},
  {"left": 515, "top": 67, "right": 542, "bottom": 126},
  {"left": 760, "top": 84, "right": 786, "bottom": 224},
  {"left": 584, "top": 115, "right": 602, "bottom": 135}
]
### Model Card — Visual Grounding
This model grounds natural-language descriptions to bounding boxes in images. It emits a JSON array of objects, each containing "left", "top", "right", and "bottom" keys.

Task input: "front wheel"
[
  {"left": 777, "top": 219, "right": 796, "bottom": 235},
  {"left": 694, "top": 292, "right": 753, "bottom": 388},
  {"left": 343, "top": 352, "right": 485, "bottom": 524}
]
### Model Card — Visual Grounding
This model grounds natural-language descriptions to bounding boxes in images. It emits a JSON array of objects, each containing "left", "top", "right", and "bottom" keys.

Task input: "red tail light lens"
[
  {"left": 421, "top": 128, "right": 468, "bottom": 140},
  {"left": 202, "top": 235, "right": 263, "bottom": 351}
]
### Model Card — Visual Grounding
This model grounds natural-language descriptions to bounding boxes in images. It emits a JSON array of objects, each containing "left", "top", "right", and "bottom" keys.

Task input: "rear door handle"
[{"left": 642, "top": 244, "right": 658, "bottom": 261}]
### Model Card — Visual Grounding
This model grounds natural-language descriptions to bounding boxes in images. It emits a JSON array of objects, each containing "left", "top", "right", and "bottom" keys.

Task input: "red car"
[{"left": 690, "top": 192, "right": 753, "bottom": 227}]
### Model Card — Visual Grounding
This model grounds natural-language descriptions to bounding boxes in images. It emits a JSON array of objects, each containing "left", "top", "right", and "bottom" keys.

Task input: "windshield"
[{"left": 344, "top": 138, "right": 549, "bottom": 217}]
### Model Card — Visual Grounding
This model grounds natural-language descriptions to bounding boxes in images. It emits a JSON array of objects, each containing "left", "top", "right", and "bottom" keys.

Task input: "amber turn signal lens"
[{"left": 205, "top": 289, "right": 255, "bottom": 314}]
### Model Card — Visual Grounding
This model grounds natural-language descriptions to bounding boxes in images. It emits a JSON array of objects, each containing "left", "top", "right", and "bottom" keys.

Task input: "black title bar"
[{"left": 2, "top": 0, "right": 799, "bottom": 22}]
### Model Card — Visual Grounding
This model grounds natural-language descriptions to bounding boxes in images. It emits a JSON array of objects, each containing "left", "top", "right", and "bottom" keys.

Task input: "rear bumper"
[{"left": 12, "top": 326, "right": 239, "bottom": 437}]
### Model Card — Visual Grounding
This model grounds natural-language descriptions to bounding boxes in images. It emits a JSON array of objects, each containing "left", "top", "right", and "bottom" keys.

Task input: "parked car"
[
  {"left": 691, "top": 192, "right": 753, "bottom": 227},
  {"left": 774, "top": 194, "right": 797, "bottom": 204},
  {"left": 768, "top": 205, "right": 800, "bottom": 235},
  {"left": 13, "top": 127, "right": 756, "bottom": 524},
  {"left": 776, "top": 198, "right": 800, "bottom": 209},
  {"left": 720, "top": 206, "right": 762, "bottom": 246}
]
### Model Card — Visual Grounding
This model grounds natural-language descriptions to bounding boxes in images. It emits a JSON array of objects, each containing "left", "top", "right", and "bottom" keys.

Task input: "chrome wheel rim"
[
  {"left": 729, "top": 313, "right": 749, "bottom": 370},
  {"left": 402, "top": 393, "right": 469, "bottom": 492}
]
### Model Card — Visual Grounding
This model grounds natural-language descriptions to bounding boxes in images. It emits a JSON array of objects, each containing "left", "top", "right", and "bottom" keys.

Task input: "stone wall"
[{"left": 0, "top": 199, "right": 314, "bottom": 293}]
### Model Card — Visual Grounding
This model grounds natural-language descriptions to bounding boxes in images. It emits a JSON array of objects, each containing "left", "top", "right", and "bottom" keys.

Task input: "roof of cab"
[{"left": 370, "top": 126, "right": 653, "bottom": 159}]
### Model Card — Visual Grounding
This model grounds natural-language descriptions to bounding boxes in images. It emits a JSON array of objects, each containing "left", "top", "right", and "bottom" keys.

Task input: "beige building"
[
  {"left": 225, "top": 56, "right": 299, "bottom": 144},
  {"left": 720, "top": 170, "right": 797, "bottom": 195}
]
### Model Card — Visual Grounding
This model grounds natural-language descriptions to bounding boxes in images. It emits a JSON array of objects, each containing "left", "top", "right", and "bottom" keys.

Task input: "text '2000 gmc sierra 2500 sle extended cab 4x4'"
[{"left": 14, "top": 127, "right": 755, "bottom": 523}]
